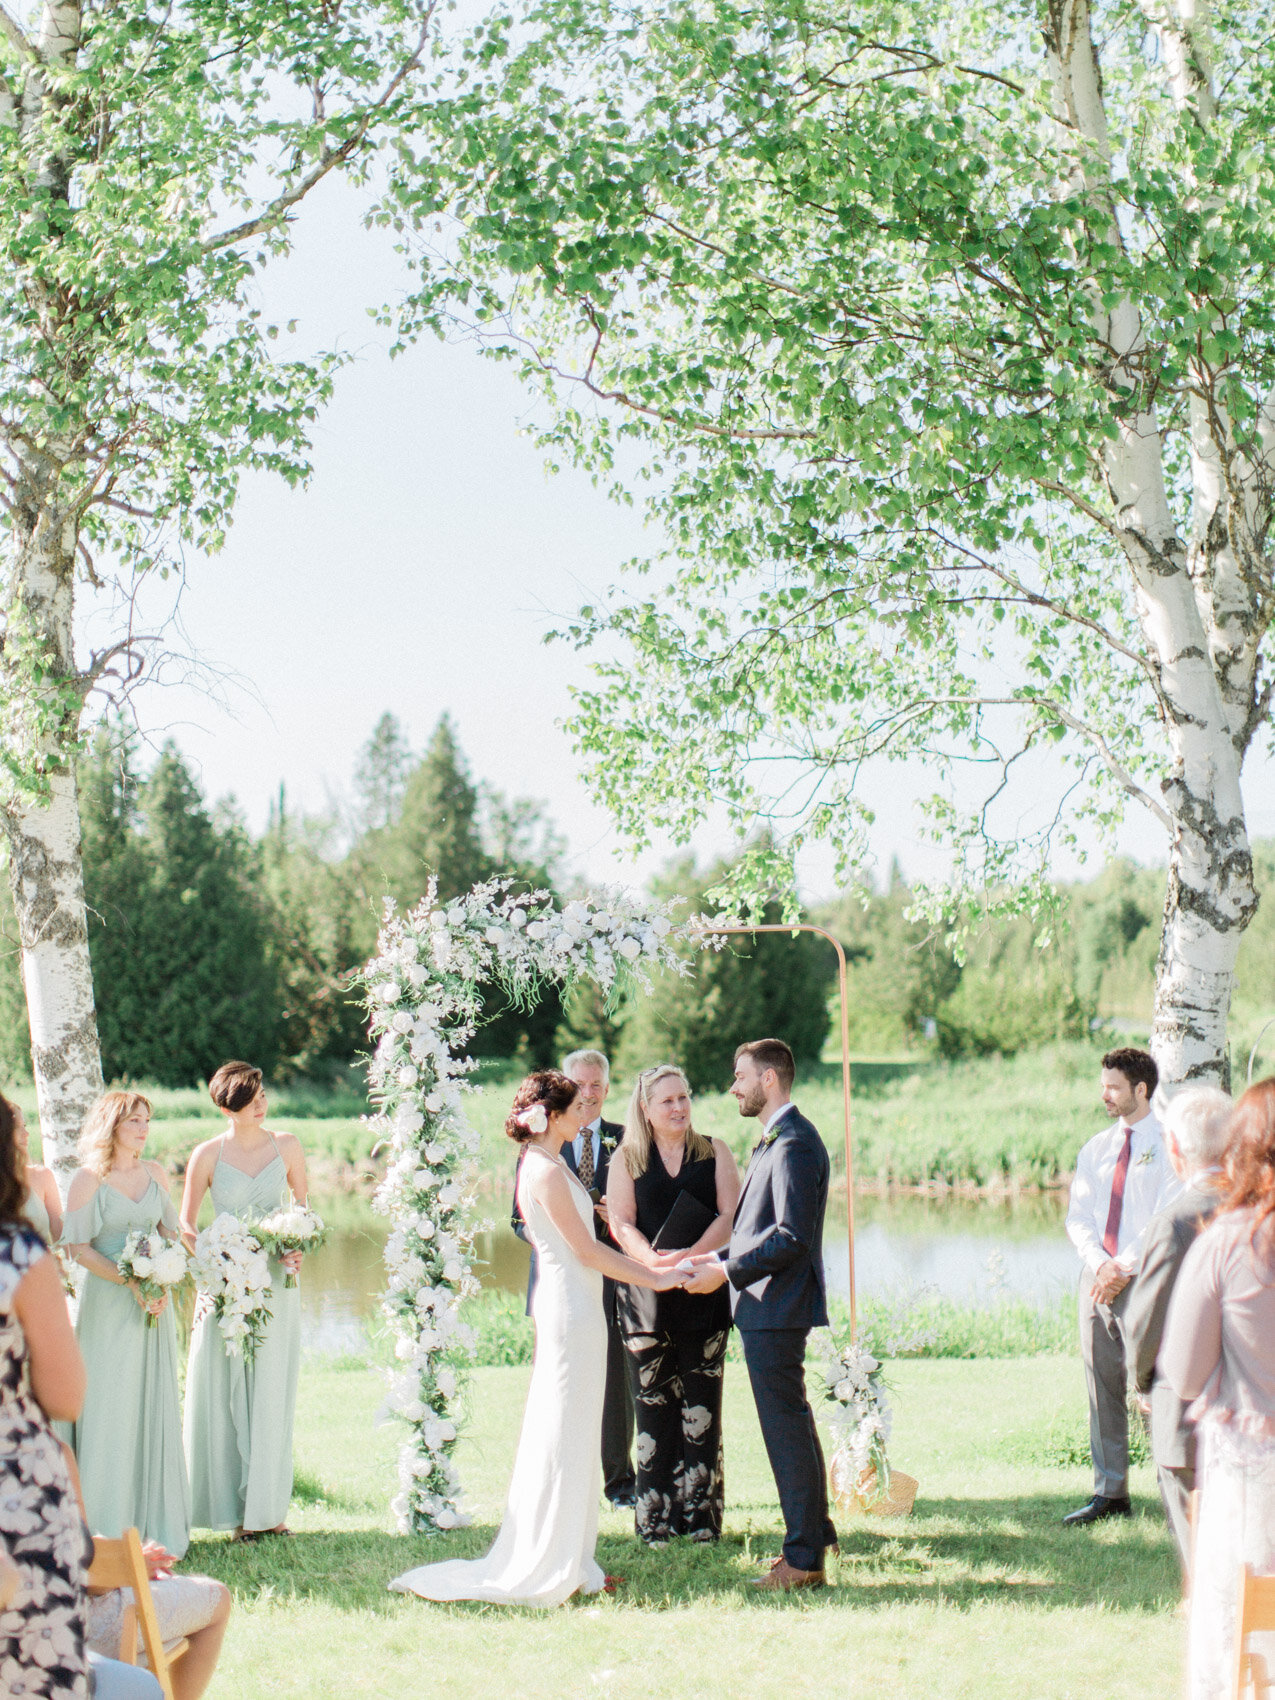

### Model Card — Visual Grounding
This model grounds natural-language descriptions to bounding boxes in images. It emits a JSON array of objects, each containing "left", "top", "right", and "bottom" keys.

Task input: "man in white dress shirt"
[{"left": 1063, "top": 1046, "right": 1182, "bottom": 1526}]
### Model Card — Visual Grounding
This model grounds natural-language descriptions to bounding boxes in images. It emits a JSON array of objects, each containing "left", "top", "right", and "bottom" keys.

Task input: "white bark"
[
  {"left": 0, "top": 0, "right": 103, "bottom": 1187},
  {"left": 4, "top": 477, "right": 103, "bottom": 1186},
  {"left": 9, "top": 772, "right": 104, "bottom": 1192},
  {"left": 1045, "top": 0, "right": 1260, "bottom": 1084}
]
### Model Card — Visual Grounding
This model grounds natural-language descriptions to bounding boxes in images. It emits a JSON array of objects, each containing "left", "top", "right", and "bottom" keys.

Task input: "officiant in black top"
[
  {"left": 511, "top": 1048, "right": 637, "bottom": 1508},
  {"left": 606, "top": 1065, "right": 741, "bottom": 1546}
]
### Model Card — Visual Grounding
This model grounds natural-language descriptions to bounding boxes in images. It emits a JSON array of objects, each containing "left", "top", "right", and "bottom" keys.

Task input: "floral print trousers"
[{"left": 624, "top": 1328, "right": 728, "bottom": 1545}]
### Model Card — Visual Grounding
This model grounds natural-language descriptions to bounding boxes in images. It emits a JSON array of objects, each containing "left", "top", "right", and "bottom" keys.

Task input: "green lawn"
[{"left": 186, "top": 1354, "right": 1182, "bottom": 1699}]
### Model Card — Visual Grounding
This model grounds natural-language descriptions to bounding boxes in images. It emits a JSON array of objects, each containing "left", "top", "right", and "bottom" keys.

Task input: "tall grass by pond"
[
  {"left": 26, "top": 1041, "right": 1111, "bottom": 1190},
  {"left": 462, "top": 1287, "right": 1079, "bottom": 1368}
]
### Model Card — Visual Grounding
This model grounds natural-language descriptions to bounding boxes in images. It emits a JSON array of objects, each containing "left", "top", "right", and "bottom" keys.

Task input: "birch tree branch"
[
  {"left": 0, "top": 1, "right": 35, "bottom": 61},
  {"left": 201, "top": 5, "right": 437, "bottom": 254}
]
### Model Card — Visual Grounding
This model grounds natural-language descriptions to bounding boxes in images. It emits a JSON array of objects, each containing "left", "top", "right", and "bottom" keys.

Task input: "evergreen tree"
[
  {"left": 260, "top": 791, "right": 366, "bottom": 1075},
  {"left": 353, "top": 712, "right": 413, "bottom": 834},
  {"left": 619, "top": 855, "right": 836, "bottom": 1094},
  {"left": 79, "top": 722, "right": 152, "bottom": 1080},
  {"left": 90, "top": 744, "right": 280, "bottom": 1086}
]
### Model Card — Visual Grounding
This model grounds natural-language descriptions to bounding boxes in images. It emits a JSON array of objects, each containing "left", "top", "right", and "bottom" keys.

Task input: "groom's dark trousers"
[{"left": 725, "top": 1106, "right": 836, "bottom": 1573}]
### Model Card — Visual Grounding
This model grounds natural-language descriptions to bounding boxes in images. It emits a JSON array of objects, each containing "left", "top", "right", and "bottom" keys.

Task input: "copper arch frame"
[{"left": 691, "top": 922, "right": 856, "bottom": 1335}]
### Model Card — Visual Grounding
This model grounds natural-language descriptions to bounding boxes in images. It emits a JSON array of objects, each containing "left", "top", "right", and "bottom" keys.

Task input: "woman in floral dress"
[{"left": 0, "top": 1092, "right": 91, "bottom": 1698}]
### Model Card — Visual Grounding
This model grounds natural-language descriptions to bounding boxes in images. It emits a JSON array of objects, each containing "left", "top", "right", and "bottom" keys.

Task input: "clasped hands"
[
  {"left": 1091, "top": 1258, "right": 1131, "bottom": 1306},
  {"left": 647, "top": 1250, "right": 728, "bottom": 1295}
]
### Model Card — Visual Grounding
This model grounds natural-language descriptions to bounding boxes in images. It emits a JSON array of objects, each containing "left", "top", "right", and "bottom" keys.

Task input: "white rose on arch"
[{"left": 361, "top": 874, "right": 693, "bottom": 1534}]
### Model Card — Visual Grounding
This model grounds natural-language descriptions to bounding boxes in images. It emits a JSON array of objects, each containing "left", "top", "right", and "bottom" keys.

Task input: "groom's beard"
[{"left": 736, "top": 1084, "right": 766, "bottom": 1119}]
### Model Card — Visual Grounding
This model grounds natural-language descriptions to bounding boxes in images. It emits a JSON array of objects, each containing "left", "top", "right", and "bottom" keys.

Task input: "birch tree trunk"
[
  {"left": 1046, "top": 0, "right": 1259, "bottom": 1085},
  {"left": 4, "top": 473, "right": 103, "bottom": 1187},
  {"left": 0, "top": 0, "right": 104, "bottom": 1185}
]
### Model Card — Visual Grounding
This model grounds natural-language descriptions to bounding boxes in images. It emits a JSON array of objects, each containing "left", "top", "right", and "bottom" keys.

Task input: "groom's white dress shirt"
[
  {"left": 763, "top": 1102, "right": 794, "bottom": 1137},
  {"left": 1066, "top": 1110, "right": 1181, "bottom": 1277}
]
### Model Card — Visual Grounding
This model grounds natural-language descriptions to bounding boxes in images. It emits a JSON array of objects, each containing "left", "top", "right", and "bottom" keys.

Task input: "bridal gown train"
[{"left": 389, "top": 1150, "right": 608, "bottom": 1608}]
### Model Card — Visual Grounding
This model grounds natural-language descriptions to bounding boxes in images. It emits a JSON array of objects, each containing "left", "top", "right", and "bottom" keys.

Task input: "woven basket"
[{"left": 830, "top": 1452, "right": 918, "bottom": 1519}]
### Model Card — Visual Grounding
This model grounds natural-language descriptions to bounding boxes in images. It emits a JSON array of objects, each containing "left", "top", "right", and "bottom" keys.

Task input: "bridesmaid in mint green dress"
[
  {"left": 12, "top": 1101, "right": 62, "bottom": 1244},
  {"left": 61, "top": 1090, "right": 190, "bottom": 1557},
  {"left": 181, "top": 1060, "right": 307, "bottom": 1540}
]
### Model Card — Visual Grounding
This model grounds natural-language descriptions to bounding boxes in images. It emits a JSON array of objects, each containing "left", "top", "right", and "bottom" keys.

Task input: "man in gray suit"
[
  {"left": 1124, "top": 1083, "right": 1233, "bottom": 1579},
  {"left": 1063, "top": 1047, "right": 1181, "bottom": 1525}
]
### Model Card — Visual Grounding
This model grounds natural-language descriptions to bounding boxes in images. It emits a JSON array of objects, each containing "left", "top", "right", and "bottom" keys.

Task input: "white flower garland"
[
  {"left": 362, "top": 877, "right": 692, "bottom": 1534},
  {"left": 820, "top": 1337, "right": 893, "bottom": 1493}
]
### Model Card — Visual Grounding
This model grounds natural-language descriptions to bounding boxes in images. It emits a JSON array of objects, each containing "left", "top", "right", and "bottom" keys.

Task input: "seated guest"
[
  {"left": 89, "top": 1652, "right": 163, "bottom": 1699},
  {"left": 61, "top": 1441, "right": 232, "bottom": 1700},
  {"left": 87, "top": 1546, "right": 230, "bottom": 1700},
  {"left": 606, "top": 1065, "right": 740, "bottom": 1545},
  {"left": 1162, "top": 1077, "right": 1275, "bottom": 1696},
  {"left": 1123, "top": 1084, "right": 1231, "bottom": 1581}
]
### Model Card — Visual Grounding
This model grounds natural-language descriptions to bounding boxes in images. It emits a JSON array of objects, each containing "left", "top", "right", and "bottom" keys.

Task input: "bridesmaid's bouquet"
[
  {"left": 253, "top": 1203, "right": 328, "bottom": 1287},
  {"left": 190, "top": 1212, "right": 274, "bottom": 1363},
  {"left": 116, "top": 1231, "right": 189, "bottom": 1328}
]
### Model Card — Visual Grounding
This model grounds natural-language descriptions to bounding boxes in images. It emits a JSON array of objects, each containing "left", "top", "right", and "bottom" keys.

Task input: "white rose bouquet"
[
  {"left": 253, "top": 1203, "right": 328, "bottom": 1288},
  {"left": 190, "top": 1212, "right": 273, "bottom": 1362},
  {"left": 116, "top": 1231, "right": 189, "bottom": 1328}
]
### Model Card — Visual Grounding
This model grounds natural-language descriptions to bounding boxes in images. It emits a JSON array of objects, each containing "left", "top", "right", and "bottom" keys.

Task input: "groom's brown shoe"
[{"left": 751, "top": 1557, "right": 826, "bottom": 1591}]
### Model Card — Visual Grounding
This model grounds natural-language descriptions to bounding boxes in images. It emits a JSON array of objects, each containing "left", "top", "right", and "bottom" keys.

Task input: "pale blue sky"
[{"left": 75, "top": 179, "right": 1227, "bottom": 902}]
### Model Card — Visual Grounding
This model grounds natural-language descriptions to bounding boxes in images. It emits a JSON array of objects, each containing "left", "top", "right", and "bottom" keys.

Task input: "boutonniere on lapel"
[
  {"left": 761, "top": 1125, "right": 781, "bottom": 1148},
  {"left": 1136, "top": 1149, "right": 1156, "bottom": 1168},
  {"left": 600, "top": 1132, "right": 618, "bottom": 1153}
]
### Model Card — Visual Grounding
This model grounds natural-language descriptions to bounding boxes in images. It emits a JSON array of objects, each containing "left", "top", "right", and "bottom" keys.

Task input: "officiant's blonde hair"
[{"left": 621, "top": 1065, "right": 713, "bottom": 1179}]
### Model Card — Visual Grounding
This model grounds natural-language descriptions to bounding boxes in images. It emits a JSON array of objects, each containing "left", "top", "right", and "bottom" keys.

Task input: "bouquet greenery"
[
  {"left": 116, "top": 1231, "right": 188, "bottom": 1329},
  {"left": 254, "top": 1203, "right": 328, "bottom": 1288}
]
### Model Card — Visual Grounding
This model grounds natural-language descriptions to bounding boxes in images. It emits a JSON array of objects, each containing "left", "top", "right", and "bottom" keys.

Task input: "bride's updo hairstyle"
[{"left": 505, "top": 1071, "right": 579, "bottom": 1143}]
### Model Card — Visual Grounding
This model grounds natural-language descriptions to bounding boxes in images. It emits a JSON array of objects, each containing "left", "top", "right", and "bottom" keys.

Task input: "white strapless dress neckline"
[{"left": 389, "top": 1150, "right": 607, "bottom": 1608}]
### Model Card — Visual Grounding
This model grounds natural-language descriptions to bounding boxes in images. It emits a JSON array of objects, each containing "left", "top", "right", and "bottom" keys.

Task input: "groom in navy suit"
[{"left": 685, "top": 1037, "right": 837, "bottom": 1589}]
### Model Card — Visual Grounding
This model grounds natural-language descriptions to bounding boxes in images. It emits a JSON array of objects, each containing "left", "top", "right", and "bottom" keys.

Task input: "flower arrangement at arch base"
[
  {"left": 361, "top": 876, "right": 694, "bottom": 1535},
  {"left": 821, "top": 1336, "right": 918, "bottom": 1518}
]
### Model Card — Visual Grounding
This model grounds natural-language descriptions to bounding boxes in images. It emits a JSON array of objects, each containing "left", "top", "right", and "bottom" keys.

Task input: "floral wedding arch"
[{"left": 361, "top": 878, "right": 696, "bottom": 1534}]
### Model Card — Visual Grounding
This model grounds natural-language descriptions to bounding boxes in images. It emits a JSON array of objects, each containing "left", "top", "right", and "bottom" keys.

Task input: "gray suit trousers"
[
  {"left": 1079, "top": 1274, "right": 1131, "bottom": 1498},
  {"left": 1157, "top": 1461, "right": 1194, "bottom": 1579}
]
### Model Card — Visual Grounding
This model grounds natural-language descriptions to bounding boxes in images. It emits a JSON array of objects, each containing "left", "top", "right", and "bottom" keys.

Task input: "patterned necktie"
[
  {"left": 577, "top": 1131, "right": 595, "bottom": 1189},
  {"left": 1101, "top": 1127, "right": 1134, "bottom": 1258}
]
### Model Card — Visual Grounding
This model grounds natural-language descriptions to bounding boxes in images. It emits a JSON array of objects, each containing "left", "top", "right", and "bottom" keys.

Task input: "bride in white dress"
[{"left": 390, "top": 1070, "right": 683, "bottom": 1608}]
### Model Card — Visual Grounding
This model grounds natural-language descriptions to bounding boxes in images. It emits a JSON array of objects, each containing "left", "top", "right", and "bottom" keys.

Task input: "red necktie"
[{"left": 1102, "top": 1127, "right": 1133, "bottom": 1257}]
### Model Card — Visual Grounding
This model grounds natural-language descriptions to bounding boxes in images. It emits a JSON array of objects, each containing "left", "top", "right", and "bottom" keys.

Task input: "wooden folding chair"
[
  {"left": 1233, "top": 1564, "right": 1275, "bottom": 1698},
  {"left": 86, "top": 1527, "right": 188, "bottom": 1700}
]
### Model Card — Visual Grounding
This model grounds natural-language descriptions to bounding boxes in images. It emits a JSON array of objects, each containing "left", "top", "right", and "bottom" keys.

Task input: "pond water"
[{"left": 297, "top": 1188, "right": 1076, "bottom": 1357}]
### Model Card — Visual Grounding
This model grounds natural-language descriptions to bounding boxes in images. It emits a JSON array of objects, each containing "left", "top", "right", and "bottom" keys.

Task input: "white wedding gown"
[{"left": 389, "top": 1150, "right": 608, "bottom": 1608}]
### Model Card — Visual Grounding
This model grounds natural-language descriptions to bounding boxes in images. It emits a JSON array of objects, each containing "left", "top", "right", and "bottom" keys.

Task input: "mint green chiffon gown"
[
  {"left": 60, "top": 1177, "right": 191, "bottom": 1558},
  {"left": 183, "top": 1145, "right": 300, "bottom": 1533}
]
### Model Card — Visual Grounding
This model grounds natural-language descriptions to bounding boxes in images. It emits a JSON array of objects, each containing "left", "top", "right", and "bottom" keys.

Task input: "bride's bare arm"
[{"left": 529, "top": 1162, "right": 682, "bottom": 1291}]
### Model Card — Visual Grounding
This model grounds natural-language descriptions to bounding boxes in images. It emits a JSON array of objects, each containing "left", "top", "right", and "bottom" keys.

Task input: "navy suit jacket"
[
  {"left": 511, "top": 1119, "right": 623, "bottom": 1322},
  {"left": 724, "top": 1105, "right": 830, "bottom": 1333}
]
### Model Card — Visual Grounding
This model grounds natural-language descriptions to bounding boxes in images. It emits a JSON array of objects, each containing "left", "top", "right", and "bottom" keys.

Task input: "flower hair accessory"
[{"left": 515, "top": 1104, "right": 549, "bottom": 1134}]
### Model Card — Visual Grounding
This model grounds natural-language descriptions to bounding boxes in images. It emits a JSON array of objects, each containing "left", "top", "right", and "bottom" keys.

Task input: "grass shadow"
[{"left": 186, "top": 1491, "right": 1180, "bottom": 1617}]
